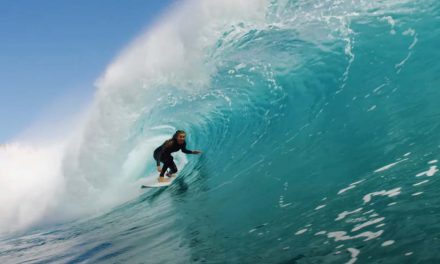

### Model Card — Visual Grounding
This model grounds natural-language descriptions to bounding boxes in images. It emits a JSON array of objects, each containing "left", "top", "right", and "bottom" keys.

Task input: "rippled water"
[{"left": 1, "top": 0, "right": 440, "bottom": 263}]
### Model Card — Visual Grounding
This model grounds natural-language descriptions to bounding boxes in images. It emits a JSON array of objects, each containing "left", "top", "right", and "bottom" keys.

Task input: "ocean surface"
[{"left": 1, "top": 0, "right": 440, "bottom": 263}]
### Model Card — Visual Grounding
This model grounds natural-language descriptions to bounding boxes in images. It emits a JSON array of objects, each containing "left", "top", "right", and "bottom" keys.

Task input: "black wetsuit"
[{"left": 153, "top": 139, "right": 195, "bottom": 176}]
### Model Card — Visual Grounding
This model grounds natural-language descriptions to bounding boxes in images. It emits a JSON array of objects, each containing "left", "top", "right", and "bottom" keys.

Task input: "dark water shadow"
[{"left": 66, "top": 242, "right": 112, "bottom": 264}]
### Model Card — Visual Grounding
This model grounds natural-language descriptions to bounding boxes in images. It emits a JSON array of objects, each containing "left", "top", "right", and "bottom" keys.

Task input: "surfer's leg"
[
  {"left": 169, "top": 161, "right": 178, "bottom": 175},
  {"left": 160, "top": 163, "right": 168, "bottom": 177},
  {"left": 159, "top": 155, "right": 173, "bottom": 177},
  {"left": 165, "top": 162, "right": 178, "bottom": 177},
  {"left": 158, "top": 162, "right": 170, "bottom": 182}
]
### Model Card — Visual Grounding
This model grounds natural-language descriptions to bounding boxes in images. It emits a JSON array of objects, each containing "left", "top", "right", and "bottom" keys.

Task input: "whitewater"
[{"left": 1, "top": 0, "right": 440, "bottom": 263}]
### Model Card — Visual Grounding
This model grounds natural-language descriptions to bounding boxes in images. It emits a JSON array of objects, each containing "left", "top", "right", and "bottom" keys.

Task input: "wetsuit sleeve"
[{"left": 181, "top": 143, "right": 194, "bottom": 154}]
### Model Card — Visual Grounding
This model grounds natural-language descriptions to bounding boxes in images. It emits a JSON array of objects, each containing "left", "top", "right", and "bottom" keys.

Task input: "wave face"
[{"left": 1, "top": 0, "right": 440, "bottom": 263}]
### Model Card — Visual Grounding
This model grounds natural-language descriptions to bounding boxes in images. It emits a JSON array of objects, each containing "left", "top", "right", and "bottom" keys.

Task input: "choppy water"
[{"left": 1, "top": 0, "right": 440, "bottom": 263}]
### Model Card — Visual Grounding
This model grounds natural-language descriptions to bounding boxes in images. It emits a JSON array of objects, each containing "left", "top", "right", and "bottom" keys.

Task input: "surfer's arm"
[
  {"left": 181, "top": 143, "right": 201, "bottom": 154},
  {"left": 155, "top": 147, "right": 163, "bottom": 166},
  {"left": 181, "top": 143, "right": 194, "bottom": 154}
]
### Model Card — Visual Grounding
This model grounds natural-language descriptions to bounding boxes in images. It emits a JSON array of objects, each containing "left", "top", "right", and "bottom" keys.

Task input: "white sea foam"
[
  {"left": 338, "top": 179, "right": 365, "bottom": 195},
  {"left": 315, "top": 204, "right": 326, "bottom": 210},
  {"left": 346, "top": 248, "right": 360, "bottom": 264},
  {"left": 374, "top": 159, "right": 407, "bottom": 173},
  {"left": 295, "top": 228, "right": 308, "bottom": 235},
  {"left": 336, "top": 208, "right": 363, "bottom": 221},
  {"left": 416, "top": 166, "right": 438, "bottom": 177},
  {"left": 0, "top": 144, "right": 65, "bottom": 231},
  {"left": 381, "top": 240, "right": 395, "bottom": 247},
  {"left": 367, "top": 105, "right": 377, "bottom": 112},
  {"left": 327, "top": 230, "right": 383, "bottom": 242},
  {"left": 338, "top": 185, "right": 357, "bottom": 195},
  {"left": 363, "top": 188, "right": 401, "bottom": 203},
  {"left": 413, "top": 180, "right": 429, "bottom": 186},
  {"left": 351, "top": 217, "right": 385, "bottom": 232}
]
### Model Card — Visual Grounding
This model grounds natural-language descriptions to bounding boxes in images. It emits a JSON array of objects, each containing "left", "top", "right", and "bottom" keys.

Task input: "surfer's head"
[{"left": 173, "top": 130, "right": 186, "bottom": 144}]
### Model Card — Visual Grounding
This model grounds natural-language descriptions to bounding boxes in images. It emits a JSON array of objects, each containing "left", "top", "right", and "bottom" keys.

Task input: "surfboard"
[{"left": 140, "top": 175, "right": 177, "bottom": 188}]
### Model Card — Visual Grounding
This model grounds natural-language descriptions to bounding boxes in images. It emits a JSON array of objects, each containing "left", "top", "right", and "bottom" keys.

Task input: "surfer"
[{"left": 153, "top": 130, "right": 202, "bottom": 182}]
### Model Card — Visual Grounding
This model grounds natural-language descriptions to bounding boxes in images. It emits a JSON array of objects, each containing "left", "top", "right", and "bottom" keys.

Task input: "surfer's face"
[{"left": 177, "top": 133, "right": 186, "bottom": 144}]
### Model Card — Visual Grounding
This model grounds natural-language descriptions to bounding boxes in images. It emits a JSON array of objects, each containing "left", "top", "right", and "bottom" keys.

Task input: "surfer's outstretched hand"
[
  {"left": 192, "top": 150, "right": 202, "bottom": 154},
  {"left": 157, "top": 166, "right": 162, "bottom": 173}
]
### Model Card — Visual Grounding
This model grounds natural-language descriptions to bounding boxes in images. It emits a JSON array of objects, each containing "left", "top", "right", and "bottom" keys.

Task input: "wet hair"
[{"left": 173, "top": 130, "right": 186, "bottom": 140}]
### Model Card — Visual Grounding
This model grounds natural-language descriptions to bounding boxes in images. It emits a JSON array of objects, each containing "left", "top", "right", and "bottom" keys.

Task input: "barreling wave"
[{"left": 1, "top": 0, "right": 440, "bottom": 263}]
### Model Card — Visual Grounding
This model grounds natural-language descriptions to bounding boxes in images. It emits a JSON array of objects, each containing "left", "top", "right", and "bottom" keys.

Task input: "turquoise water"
[{"left": 1, "top": 0, "right": 440, "bottom": 263}]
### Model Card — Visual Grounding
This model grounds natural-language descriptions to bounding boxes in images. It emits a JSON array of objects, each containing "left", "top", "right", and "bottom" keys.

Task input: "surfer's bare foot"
[{"left": 158, "top": 177, "right": 170, "bottom": 183}]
